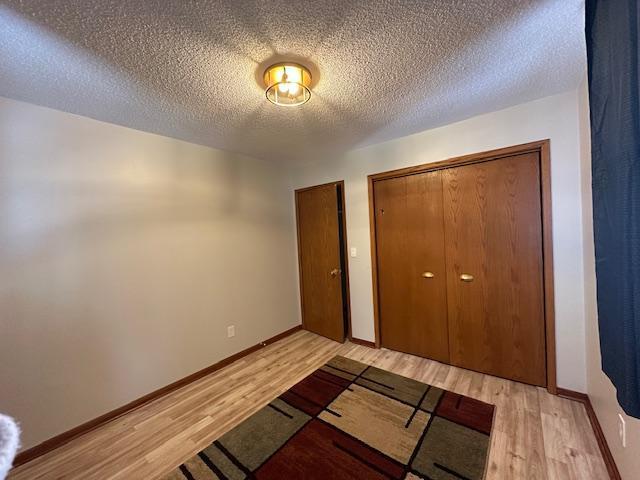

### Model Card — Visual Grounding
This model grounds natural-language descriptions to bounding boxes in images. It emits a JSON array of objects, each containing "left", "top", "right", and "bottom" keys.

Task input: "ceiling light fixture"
[{"left": 263, "top": 63, "right": 312, "bottom": 107}]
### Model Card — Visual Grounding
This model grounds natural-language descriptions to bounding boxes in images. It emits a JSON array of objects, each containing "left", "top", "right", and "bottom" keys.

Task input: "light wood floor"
[{"left": 9, "top": 330, "right": 608, "bottom": 480}]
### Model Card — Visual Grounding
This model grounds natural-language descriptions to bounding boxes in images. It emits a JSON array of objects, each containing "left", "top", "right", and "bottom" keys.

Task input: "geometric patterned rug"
[{"left": 162, "top": 355, "right": 495, "bottom": 480}]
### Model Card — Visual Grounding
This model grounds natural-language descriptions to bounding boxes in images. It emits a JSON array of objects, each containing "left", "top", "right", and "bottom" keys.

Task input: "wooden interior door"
[
  {"left": 442, "top": 153, "right": 546, "bottom": 386},
  {"left": 374, "top": 172, "right": 450, "bottom": 362},
  {"left": 296, "top": 183, "right": 346, "bottom": 342}
]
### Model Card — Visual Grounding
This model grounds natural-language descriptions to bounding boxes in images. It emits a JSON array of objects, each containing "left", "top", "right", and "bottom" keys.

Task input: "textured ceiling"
[{"left": 0, "top": 1, "right": 586, "bottom": 163}]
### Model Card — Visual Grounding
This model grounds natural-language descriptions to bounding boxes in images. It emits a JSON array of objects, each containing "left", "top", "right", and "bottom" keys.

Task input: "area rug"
[{"left": 162, "top": 356, "right": 495, "bottom": 480}]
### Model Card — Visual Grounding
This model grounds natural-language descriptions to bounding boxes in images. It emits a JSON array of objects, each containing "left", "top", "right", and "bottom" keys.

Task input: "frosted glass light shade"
[{"left": 263, "top": 63, "right": 312, "bottom": 106}]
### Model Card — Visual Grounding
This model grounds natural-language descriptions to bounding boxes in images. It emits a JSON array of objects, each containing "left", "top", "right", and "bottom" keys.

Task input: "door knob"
[
  {"left": 330, "top": 268, "right": 341, "bottom": 277},
  {"left": 460, "top": 273, "right": 474, "bottom": 282},
  {"left": 421, "top": 271, "right": 435, "bottom": 278}
]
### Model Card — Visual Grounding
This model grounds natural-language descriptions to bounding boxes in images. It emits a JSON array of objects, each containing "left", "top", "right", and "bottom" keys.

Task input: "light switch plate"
[
  {"left": 227, "top": 325, "right": 235, "bottom": 338},
  {"left": 350, "top": 247, "right": 357, "bottom": 257}
]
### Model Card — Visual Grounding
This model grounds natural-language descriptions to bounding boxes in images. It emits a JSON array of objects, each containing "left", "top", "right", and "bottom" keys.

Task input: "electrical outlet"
[
  {"left": 350, "top": 247, "right": 357, "bottom": 258},
  {"left": 227, "top": 325, "right": 235, "bottom": 338},
  {"left": 618, "top": 413, "right": 626, "bottom": 448}
]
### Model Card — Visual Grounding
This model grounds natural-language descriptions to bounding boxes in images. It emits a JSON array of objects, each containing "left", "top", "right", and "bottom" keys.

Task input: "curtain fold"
[{"left": 586, "top": 0, "right": 640, "bottom": 418}]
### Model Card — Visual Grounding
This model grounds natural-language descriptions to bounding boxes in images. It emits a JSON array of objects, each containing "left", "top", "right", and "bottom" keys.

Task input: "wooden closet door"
[
  {"left": 442, "top": 153, "right": 546, "bottom": 386},
  {"left": 374, "top": 171, "right": 449, "bottom": 362},
  {"left": 296, "top": 184, "right": 345, "bottom": 342}
]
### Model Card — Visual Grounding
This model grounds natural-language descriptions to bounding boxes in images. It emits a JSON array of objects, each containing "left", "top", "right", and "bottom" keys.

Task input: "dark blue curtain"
[{"left": 586, "top": 0, "right": 640, "bottom": 418}]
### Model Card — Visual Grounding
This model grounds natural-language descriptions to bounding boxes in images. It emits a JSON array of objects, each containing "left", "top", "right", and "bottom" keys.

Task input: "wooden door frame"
[
  {"left": 295, "top": 180, "right": 353, "bottom": 342},
  {"left": 367, "top": 140, "right": 557, "bottom": 394}
]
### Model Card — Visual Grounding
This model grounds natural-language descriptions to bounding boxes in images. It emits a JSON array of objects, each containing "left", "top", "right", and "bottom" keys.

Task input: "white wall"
[
  {"left": 579, "top": 79, "right": 640, "bottom": 479},
  {"left": 0, "top": 96, "right": 300, "bottom": 450},
  {"left": 0, "top": 86, "right": 600, "bottom": 452},
  {"left": 3, "top": 78, "right": 630, "bottom": 467},
  {"left": 293, "top": 89, "right": 587, "bottom": 391}
]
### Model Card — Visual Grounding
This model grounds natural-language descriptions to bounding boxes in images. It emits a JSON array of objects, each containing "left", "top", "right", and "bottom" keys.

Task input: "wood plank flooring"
[{"left": 8, "top": 330, "right": 608, "bottom": 479}]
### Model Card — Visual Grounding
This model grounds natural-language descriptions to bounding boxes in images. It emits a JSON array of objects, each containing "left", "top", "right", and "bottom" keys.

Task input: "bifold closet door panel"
[
  {"left": 374, "top": 172, "right": 449, "bottom": 362},
  {"left": 296, "top": 184, "right": 345, "bottom": 342},
  {"left": 442, "top": 153, "right": 546, "bottom": 386}
]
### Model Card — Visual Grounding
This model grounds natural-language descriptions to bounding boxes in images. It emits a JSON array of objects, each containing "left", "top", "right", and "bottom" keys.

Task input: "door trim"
[
  {"left": 367, "top": 140, "right": 556, "bottom": 394},
  {"left": 295, "top": 180, "right": 353, "bottom": 341}
]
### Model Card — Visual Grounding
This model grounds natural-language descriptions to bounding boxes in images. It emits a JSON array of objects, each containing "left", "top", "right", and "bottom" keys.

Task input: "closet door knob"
[
  {"left": 421, "top": 272, "right": 435, "bottom": 278},
  {"left": 330, "top": 268, "right": 341, "bottom": 277},
  {"left": 460, "top": 273, "right": 474, "bottom": 282}
]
